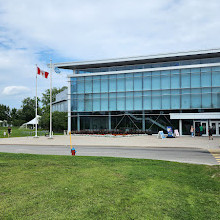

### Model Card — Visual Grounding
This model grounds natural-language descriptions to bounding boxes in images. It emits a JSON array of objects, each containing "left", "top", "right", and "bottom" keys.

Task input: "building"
[
  {"left": 53, "top": 49, "right": 220, "bottom": 136},
  {"left": 52, "top": 89, "right": 68, "bottom": 112}
]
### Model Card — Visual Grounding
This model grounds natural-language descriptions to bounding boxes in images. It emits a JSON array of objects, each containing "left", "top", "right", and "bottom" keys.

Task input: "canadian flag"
[{"left": 37, "top": 67, "right": 49, "bottom": 78}]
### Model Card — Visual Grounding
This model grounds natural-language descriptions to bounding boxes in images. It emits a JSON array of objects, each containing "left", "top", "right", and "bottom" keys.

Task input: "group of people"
[{"left": 190, "top": 125, "right": 214, "bottom": 140}]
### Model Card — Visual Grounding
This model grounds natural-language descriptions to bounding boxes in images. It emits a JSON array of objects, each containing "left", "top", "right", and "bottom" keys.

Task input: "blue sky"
[{"left": 0, "top": 0, "right": 220, "bottom": 109}]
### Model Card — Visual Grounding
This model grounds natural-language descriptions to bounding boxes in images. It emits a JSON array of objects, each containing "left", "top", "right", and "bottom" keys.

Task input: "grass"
[
  {"left": 0, "top": 153, "right": 219, "bottom": 220},
  {"left": 0, "top": 127, "right": 62, "bottom": 138}
]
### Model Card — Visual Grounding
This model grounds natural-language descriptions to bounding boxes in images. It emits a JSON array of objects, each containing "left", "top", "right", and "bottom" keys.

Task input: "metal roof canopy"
[
  {"left": 53, "top": 49, "right": 220, "bottom": 70},
  {"left": 170, "top": 113, "right": 220, "bottom": 120}
]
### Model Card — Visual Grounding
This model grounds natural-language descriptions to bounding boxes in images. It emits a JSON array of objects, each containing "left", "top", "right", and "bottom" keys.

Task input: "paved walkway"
[
  {"left": 0, "top": 135, "right": 219, "bottom": 150},
  {"left": 0, "top": 144, "right": 218, "bottom": 165}
]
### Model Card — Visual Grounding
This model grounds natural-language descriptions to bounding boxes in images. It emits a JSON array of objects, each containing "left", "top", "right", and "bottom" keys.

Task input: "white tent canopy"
[
  {"left": 24, "top": 115, "right": 41, "bottom": 125},
  {"left": 20, "top": 115, "right": 41, "bottom": 128}
]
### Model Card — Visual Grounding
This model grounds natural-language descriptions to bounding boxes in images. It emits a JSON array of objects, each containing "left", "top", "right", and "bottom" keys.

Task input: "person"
[
  {"left": 195, "top": 126, "right": 199, "bottom": 136},
  {"left": 208, "top": 126, "right": 213, "bottom": 140},
  {"left": 190, "top": 125, "right": 194, "bottom": 137},
  {"left": 199, "top": 125, "right": 203, "bottom": 136},
  {"left": 7, "top": 126, "right": 11, "bottom": 138}
]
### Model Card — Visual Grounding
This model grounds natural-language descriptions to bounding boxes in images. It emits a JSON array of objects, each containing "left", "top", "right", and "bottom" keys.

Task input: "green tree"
[
  {"left": 20, "top": 97, "right": 41, "bottom": 123},
  {"left": 39, "top": 111, "right": 67, "bottom": 132},
  {"left": 11, "top": 108, "right": 25, "bottom": 126},
  {"left": 0, "top": 104, "right": 11, "bottom": 124}
]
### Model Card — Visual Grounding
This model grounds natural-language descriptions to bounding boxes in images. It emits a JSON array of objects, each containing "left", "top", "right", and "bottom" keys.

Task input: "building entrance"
[{"left": 194, "top": 120, "right": 220, "bottom": 136}]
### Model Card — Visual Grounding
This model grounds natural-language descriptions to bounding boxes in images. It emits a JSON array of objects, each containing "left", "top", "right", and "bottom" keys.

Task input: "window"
[
  {"left": 101, "top": 75, "right": 108, "bottom": 93},
  {"left": 171, "top": 70, "right": 180, "bottom": 89},
  {"left": 143, "top": 72, "right": 151, "bottom": 90},
  {"left": 161, "top": 70, "right": 170, "bottom": 89},
  {"left": 109, "top": 75, "right": 116, "bottom": 92},
  {"left": 134, "top": 73, "right": 142, "bottom": 91},
  {"left": 117, "top": 74, "right": 125, "bottom": 92},
  {"left": 134, "top": 92, "right": 142, "bottom": 110},
  {"left": 126, "top": 92, "right": 133, "bottom": 110},
  {"left": 93, "top": 76, "right": 100, "bottom": 93},
  {"left": 125, "top": 73, "right": 133, "bottom": 91},
  {"left": 152, "top": 71, "right": 160, "bottom": 90}
]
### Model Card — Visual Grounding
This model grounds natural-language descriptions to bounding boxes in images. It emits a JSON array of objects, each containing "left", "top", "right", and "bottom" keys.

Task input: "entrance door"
[
  {"left": 209, "top": 121, "right": 220, "bottom": 136},
  {"left": 194, "top": 121, "right": 208, "bottom": 136},
  {"left": 201, "top": 122, "right": 208, "bottom": 136}
]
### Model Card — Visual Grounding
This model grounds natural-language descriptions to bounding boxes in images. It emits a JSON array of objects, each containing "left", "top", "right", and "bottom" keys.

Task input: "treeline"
[{"left": 0, "top": 86, "right": 67, "bottom": 132}]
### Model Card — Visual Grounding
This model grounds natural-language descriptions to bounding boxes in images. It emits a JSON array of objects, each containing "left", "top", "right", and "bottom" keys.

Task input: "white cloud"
[{"left": 2, "top": 86, "right": 30, "bottom": 96}]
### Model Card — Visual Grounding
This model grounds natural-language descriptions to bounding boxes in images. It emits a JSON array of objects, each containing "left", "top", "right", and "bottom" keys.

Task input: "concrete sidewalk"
[{"left": 0, "top": 135, "right": 219, "bottom": 150}]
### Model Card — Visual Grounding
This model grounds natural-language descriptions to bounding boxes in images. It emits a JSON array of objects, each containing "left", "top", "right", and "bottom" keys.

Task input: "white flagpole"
[
  {"left": 34, "top": 65, "right": 38, "bottom": 138},
  {"left": 49, "top": 59, "right": 53, "bottom": 138}
]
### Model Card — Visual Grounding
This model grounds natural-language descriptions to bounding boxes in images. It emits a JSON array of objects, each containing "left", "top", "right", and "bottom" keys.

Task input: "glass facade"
[{"left": 71, "top": 66, "right": 220, "bottom": 112}]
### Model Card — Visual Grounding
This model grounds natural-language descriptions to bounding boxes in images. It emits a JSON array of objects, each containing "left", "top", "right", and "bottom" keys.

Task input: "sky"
[{"left": 0, "top": 0, "right": 220, "bottom": 109}]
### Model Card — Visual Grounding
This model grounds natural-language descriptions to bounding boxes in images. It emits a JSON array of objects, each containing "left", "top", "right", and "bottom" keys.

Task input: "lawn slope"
[{"left": 0, "top": 153, "right": 219, "bottom": 219}]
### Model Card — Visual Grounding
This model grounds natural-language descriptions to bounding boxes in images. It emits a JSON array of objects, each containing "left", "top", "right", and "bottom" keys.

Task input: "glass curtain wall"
[{"left": 71, "top": 66, "right": 220, "bottom": 112}]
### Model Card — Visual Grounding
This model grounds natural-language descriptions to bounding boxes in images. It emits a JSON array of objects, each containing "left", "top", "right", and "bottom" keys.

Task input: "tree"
[
  {"left": 20, "top": 97, "right": 41, "bottom": 123},
  {"left": 0, "top": 104, "right": 11, "bottom": 124},
  {"left": 39, "top": 111, "right": 67, "bottom": 132}
]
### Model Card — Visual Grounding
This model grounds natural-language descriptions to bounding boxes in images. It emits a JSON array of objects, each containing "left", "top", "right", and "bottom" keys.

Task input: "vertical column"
[
  {"left": 68, "top": 76, "right": 71, "bottom": 134},
  {"left": 108, "top": 112, "right": 111, "bottom": 130},
  {"left": 77, "top": 113, "right": 80, "bottom": 131},
  {"left": 142, "top": 110, "right": 145, "bottom": 131},
  {"left": 179, "top": 119, "right": 182, "bottom": 136}
]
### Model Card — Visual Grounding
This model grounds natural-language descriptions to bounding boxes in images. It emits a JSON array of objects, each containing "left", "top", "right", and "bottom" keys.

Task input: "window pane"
[
  {"left": 117, "top": 74, "right": 125, "bottom": 92},
  {"left": 161, "top": 70, "right": 170, "bottom": 89},
  {"left": 162, "top": 90, "right": 170, "bottom": 109},
  {"left": 212, "top": 88, "right": 220, "bottom": 108},
  {"left": 143, "top": 72, "right": 151, "bottom": 90},
  {"left": 101, "top": 75, "right": 108, "bottom": 93},
  {"left": 109, "top": 75, "right": 116, "bottom": 92},
  {"left": 93, "top": 76, "right": 100, "bottom": 93},
  {"left": 201, "top": 71, "right": 211, "bottom": 87},
  {"left": 152, "top": 90, "right": 161, "bottom": 109},
  {"left": 77, "top": 94, "right": 84, "bottom": 111},
  {"left": 212, "top": 71, "right": 220, "bottom": 87},
  {"left": 181, "top": 89, "right": 190, "bottom": 109},
  {"left": 126, "top": 92, "right": 133, "bottom": 110},
  {"left": 191, "top": 88, "right": 201, "bottom": 108},
  {"left": 125, "top": 73, "right": 133, "bottom": 91},
  {"left": 181, "top": 69, "right": 190, "bottom": 88},
  {"left": 152, "top": 71, "right": 160, "bottom": 90},
  {"left": 202, "top": 88, "right": 211, "bottom": 108},
  {"left": 109, "top": 93, "right": 116, "bottom": 111},
  {"left": 85, "top": 76, "right": 92, "bottom": 93},
  {"left": 191, "top": 72, "right": 200, "bottom": 88},
  {"left": 77, "top": 77, "right": 84, "bottom": 93},
  {"left": 71, "top": 78, "right": 77, "bottom": 94},
  {"left": 171, "top": 90, "right": 180, "bottom": 109},
  {"left": 71, "top": 95, "right": 77, "bottom": 111},
  {"left": 93, "top": 93, "right": 100, "bottom": 111},
  {"left": 134, "top": 91, "right": 142, "bottom": 110},
  {"left": 117, "top": 92, "right": 125, "bottom": 111},
  {"left": 171, "top": 70, "right": 180, "bottom": 89},
  {"left": 143, "top": 91, "right": 151, "bottom": 110},
  {"left": 101, "top": 94, "right": 108, "bottom": 111},
  {"left": 84, "top": 94, "right": 92, "bottom": 111},
  {"left": 134, "top": 73, "right": 142, "bottom": 91}
]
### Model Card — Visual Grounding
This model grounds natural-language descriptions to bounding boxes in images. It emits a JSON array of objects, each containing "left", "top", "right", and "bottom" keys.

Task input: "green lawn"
[
  {"left": 0, "top": 153, "right": 219, "bottom": 220},
  {"left": 0, "top": 127, "right": 62, "bottom": 138}
]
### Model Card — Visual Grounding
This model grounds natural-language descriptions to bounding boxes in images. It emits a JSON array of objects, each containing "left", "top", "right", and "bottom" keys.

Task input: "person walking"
[
  {"left": 7, "top": 126, "right": 11, "bottom": 138},
  {"left": 199, "top": 125, "right": 203, "bottom": 136},
  {"left": 208, "top": 126, "right": 213, "bottom": 140},
  {"left": 190, "top": 125, "right": 194, "bottom": 137}
]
